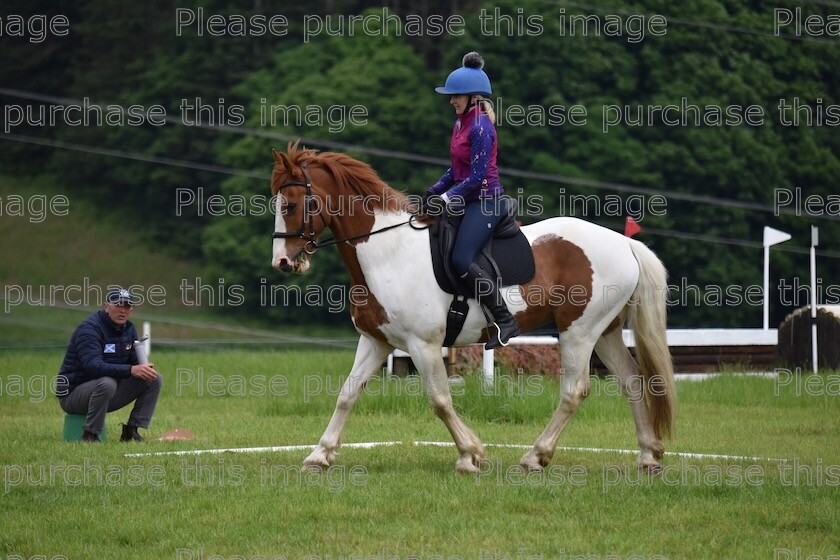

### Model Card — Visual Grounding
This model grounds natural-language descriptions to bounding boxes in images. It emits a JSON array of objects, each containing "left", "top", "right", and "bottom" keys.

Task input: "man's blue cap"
[{"left": 106, "top": 287, "right": 135, "bottom": 305}]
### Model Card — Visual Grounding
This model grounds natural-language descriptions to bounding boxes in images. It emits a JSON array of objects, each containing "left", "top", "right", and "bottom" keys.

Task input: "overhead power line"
[
  {"left": 1, "top": 131, "right": 836, "bottom": 260},
  {"left": 4, "top": 128, "right": 833, "bottom": 225},
  {"left": 639, "top": 226, "right": 840, "bottom": 260},
  {"left": 0, "top": 87, "right": 449, "bottom": 166},
  {"left": 2, "top": 87, "right": 838, "bottom": 223},
  {"left": 0, "top": 132, "right": 269, "bottom": 180}
]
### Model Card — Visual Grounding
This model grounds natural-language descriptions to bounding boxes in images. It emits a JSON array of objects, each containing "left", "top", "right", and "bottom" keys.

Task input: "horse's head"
[
  {"left": 270, "top": 145, "right": 327, "bottom": 274},
  {"left": 271, "top": 143, "right": 414, "bottom": 274}
]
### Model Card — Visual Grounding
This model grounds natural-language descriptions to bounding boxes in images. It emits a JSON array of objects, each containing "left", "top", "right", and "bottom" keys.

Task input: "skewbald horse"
[{"left": 270, "top": 143, "right": 676, "bottom": 474}]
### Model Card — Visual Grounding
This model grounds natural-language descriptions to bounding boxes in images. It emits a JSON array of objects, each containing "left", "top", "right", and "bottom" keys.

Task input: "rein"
[{"left": 272, "top": 162, "right": 425, "bottom": 255}]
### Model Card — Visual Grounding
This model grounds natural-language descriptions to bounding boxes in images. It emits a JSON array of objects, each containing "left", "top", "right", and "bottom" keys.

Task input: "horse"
[{"left": 270, "top": 142, "right": 676, "bottom": 474}]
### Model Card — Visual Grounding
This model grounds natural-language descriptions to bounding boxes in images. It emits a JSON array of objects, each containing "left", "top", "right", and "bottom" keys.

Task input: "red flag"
[{"left": 624, "top": 216, "right": 641, "bottom": 237}]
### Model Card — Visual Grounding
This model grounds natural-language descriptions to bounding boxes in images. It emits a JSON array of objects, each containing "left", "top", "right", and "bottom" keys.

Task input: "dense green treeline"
[{"left": 1, "top": 0, "right": 838, "bottom": 328}]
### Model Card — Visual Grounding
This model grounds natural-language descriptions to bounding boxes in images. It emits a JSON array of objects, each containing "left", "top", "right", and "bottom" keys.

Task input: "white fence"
[{"left": 387, "top": 328, "right": 779, "bottom": 383}]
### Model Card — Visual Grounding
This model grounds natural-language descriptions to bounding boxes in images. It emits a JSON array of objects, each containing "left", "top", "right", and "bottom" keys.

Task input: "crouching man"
[{"left": 56, "top": 287, "right": 162, "bottom": 442}]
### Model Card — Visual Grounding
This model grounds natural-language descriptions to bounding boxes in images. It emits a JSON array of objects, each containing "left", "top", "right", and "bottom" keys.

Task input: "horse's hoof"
[
  {"left": 301, "top": 461, "right": 328, "bottom": 473},
  {"left": 456, "top": 457, "right": 481, "bottom": 475},
  {"left": 520, "top": 461, "right": 544, "bottom": 473},
  {"left": 638, "top": 461, "right": 662, "bottom": 476},
  {"left": 519, "top": 450, "right": 551, "bottom": 472},
  {"left": 302, "top": 450, "right": 332, "bottom": 472}
]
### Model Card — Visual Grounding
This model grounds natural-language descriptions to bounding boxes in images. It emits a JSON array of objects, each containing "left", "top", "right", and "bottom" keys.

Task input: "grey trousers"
[{"left": 59, "top": 375, "right": 162, "bottom": 435}]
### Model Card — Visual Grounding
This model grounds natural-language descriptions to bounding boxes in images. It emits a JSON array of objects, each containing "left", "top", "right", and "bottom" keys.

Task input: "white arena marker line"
[
  {"left": 124, "top": 440, "right": 402, "bottom": 458},
  {"left": 675, "top": 371, "right": 779, "bottom": 382},
  {"left": 555, "top": 446, "right": 787, "bottom": 463},
  {"left": 126, "top": 440, "right": 786, "bottom": 463},
  {"left": 412, "top": 441, "right": 787, "bottom": 463}
]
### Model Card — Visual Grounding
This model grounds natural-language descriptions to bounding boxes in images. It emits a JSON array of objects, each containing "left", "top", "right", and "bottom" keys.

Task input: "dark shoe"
[
  {"left": 81, "top": 429, "right": 101, "bottom": 443},
  {"left": 464, "top": 263, "right": 520, "bottom": 349},
  {"left": 120, "top": 423, "right": 144, "bottom": 442}
]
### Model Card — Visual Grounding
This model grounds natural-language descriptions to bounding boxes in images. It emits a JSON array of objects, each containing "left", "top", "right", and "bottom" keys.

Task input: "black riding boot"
[{"left": 464, "top": 263, "right": 520, "bottom": 349}]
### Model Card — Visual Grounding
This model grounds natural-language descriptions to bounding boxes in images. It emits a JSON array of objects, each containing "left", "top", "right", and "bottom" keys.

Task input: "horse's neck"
[
  {"left": 333, "top": 209, "right": 426, "bottom": 279},
  {"left": 370, "top": 209, "right": 413, "bottom": 229},
  {"left": 329, "top": 208, "right": 412, "bottom": 241}
]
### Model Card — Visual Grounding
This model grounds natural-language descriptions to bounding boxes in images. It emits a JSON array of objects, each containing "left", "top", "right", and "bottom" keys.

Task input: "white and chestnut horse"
[{"left": 270, "top": 143, "right": 676, "bottom": 474}]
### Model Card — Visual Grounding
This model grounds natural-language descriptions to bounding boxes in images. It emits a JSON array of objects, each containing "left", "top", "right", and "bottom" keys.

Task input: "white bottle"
[{"left": 133, "top": 340, "right": 149, "bottom": 365}]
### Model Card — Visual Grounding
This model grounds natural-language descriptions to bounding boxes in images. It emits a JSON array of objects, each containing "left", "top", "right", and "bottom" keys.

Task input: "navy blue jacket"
[{"left": 56, "top": 310, "right": 139, "bottom": 397}]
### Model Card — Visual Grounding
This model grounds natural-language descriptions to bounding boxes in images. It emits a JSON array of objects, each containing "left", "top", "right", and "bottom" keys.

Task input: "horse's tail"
[{"left": 627, "top": 240, "right": 676, "bottom": 439}]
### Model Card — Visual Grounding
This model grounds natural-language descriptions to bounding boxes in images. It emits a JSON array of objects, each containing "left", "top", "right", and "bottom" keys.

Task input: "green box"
[{"left": 63, "top": 414, "right": 106, "bottom": 442}]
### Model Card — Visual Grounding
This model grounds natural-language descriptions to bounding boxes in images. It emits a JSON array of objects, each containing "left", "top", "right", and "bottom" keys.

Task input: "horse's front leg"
[
  {"left": 303, "top": 335, "right": 393, "bottom": 471},
  {"left": 409, "top": 340, "right": 485, "bottom": 474}
]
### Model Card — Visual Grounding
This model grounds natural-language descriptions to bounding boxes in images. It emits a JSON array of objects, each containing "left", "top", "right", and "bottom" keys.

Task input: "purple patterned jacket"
[{"left": 428, "top": 104, "right": 503, "bottom": 201}]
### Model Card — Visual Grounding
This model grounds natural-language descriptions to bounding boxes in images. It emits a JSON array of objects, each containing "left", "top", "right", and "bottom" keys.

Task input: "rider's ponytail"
[{"left": 475, "top": 96, "right": 496, "bottom": 125}]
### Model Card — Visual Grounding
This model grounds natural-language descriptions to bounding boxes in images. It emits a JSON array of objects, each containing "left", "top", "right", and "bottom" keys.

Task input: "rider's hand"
[
  {"left": 440, "top": 192, "right": 465, "bottom": 215},
  {"left": 421, "top": 193, "right": 445, "bottom": 216}
]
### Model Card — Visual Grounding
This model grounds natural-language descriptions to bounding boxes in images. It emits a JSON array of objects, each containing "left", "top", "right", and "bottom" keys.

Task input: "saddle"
[{"left": 428, "top": 199, "right": 535, "bottom": 346}]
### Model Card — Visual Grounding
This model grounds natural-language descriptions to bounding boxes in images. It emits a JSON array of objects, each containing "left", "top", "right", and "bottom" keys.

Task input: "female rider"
[{"left": 426, "top": 51, "right": 519, "bottom": 349}]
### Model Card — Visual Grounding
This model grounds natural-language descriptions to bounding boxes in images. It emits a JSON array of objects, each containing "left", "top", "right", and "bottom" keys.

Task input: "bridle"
[
  {"left": 272, "top": 162, "right": 322, "bottom": 255},
  {"left": 271, "top": 162, "right": 423, "bottom": 255}
]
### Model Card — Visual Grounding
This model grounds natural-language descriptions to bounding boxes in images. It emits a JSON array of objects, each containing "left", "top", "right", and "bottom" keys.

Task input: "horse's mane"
[{"left": 272, "top": 141, "right": 410, "bottom": 213}]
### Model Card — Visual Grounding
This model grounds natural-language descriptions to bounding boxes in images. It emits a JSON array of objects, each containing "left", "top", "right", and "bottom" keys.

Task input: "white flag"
[{"left": 763, "top": 226, "right": 791, "bottom": 247}]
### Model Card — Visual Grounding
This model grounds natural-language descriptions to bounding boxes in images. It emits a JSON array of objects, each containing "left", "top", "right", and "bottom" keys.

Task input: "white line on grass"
[
  {"left": 125, "top": 440, "right": 786, "bottom": 462},
  {"left": 413, "top": 441, "right": 786, "bottom": 462},
  {"left": 674, "top": 371, "right": 779, "bottom": 381},
  {"left": 124, "top": 441, "right": 403, "bottom": 458}
]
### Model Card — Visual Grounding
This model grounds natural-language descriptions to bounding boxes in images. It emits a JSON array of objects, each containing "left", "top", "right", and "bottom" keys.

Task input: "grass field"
[{"left": 1, "top": 348, "right": 838, "bottom": 560}]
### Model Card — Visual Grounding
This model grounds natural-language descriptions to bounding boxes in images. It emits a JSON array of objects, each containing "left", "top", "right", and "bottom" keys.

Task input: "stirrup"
[{"left": 485, "top": 321, "right": 515, "bottom": 350}]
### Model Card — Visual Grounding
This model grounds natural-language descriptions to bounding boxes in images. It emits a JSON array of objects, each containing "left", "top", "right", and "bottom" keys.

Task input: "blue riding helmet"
[{"left": 435, "top": 52, "right": 492, "bottom": 96}]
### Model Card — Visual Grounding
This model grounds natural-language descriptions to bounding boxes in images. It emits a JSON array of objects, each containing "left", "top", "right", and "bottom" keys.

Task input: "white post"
[
  {"left": 810, "top": 226, "right": 819, "bottom": 374},
  {"left": 482, "top": 347, "right": 494, "bottom": 386},
  {"left": 143, "top": 321, "right": 151, "bottom": 357},
  {"left": 763, "top": 227, "right": 791, "bottom": 330},
  {"left": 763, "top": 243, "right": 770, "bottom": 330}
]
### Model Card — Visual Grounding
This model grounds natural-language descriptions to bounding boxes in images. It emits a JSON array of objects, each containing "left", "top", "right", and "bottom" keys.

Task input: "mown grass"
[{"left": 1, "top": 348, "right": 838, "bottom": 560}]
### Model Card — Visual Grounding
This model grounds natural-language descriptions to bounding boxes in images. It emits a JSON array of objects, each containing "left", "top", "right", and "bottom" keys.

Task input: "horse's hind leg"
[
  {"left": 520, "top": 331, "right": 595, "bottom": 471},
  {"left": 303, "top": 335, "right": 393, "bottom": 471},
  {"left": 409, "top": 339, "right": 485, "bottom": 474},
  {"left": 594, "top": 324, "right": 663, "bottom": 472}
]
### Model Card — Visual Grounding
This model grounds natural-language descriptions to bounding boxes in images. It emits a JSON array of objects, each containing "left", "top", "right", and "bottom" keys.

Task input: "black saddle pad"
[{"left": 429, "top": 212, "right": 536, "bottom": 297}]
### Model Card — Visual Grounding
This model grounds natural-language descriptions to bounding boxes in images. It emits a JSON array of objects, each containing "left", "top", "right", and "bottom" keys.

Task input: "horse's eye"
[{"left": 286, "top": 203, "right": 297, "bottom": 213}]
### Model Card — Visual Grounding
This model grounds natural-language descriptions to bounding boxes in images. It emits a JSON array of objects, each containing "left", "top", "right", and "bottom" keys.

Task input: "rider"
[{"left": 426, "top": 51, "right": 520, "bottom": 349}]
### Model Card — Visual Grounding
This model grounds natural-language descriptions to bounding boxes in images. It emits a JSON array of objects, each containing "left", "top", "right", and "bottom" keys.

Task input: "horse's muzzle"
[
  {"left": 272, "top": 252, "right": 310, "bottom": 274},
  {"left": 273, "top": 256, "right": 294, "bottom": 273}
]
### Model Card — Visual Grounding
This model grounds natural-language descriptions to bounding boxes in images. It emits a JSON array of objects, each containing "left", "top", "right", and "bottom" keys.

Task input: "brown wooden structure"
[{"left": 777, "top": 306, "right": 840, "bottom": 370}]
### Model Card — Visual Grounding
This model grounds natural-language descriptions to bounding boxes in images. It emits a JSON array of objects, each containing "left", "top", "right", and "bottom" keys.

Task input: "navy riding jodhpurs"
[{"left": 451, "top": 196, "right": 508, "bottom": 277}]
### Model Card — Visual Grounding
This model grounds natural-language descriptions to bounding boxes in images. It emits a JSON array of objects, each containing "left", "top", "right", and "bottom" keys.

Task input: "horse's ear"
[{"left": 272, "top": 148, "right": 293, "bottom": 172}]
